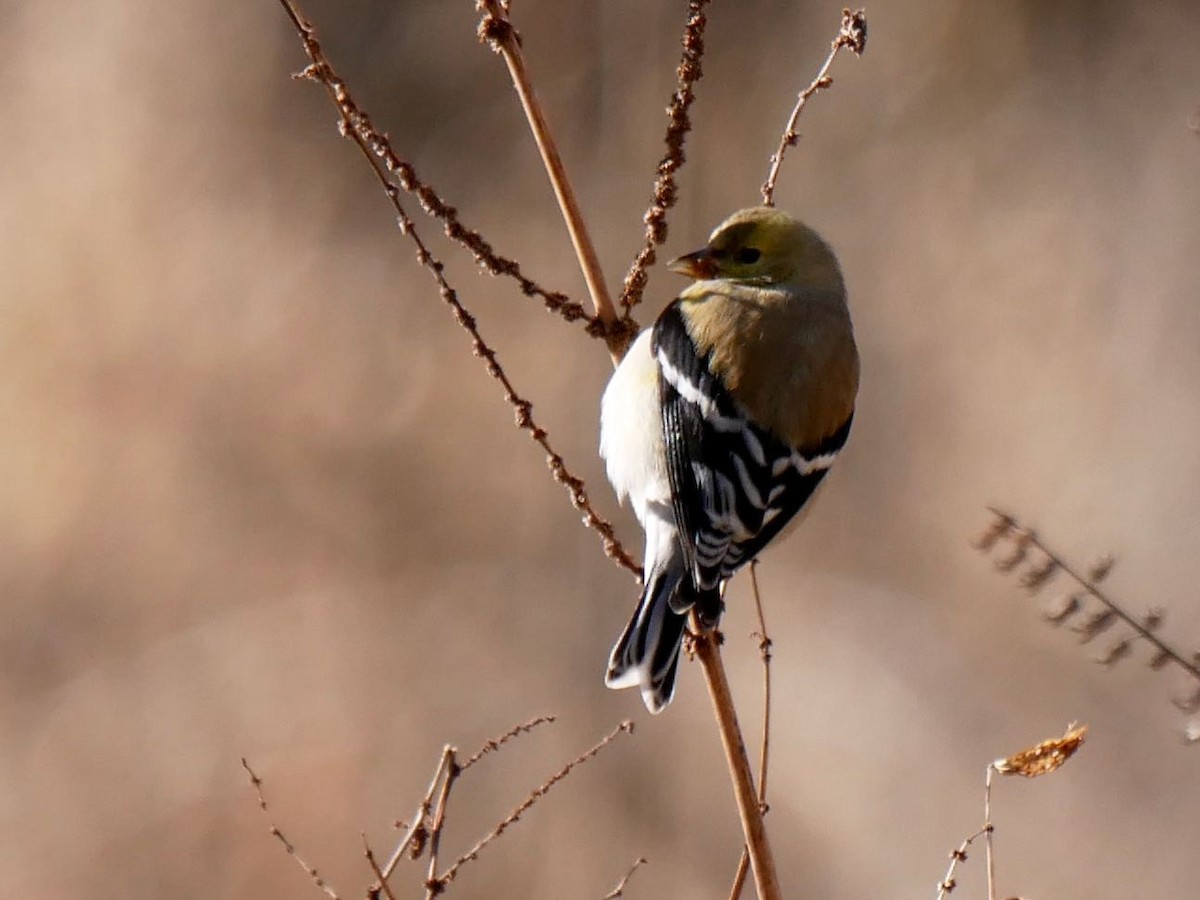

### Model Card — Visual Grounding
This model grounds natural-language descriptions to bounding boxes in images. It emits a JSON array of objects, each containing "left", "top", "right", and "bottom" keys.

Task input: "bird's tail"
[
  {"left": 605, "top": 545, "right": 721, "bottom": 714},
  {"left": 605, "top": 560, "right": 687, "bottom": 714}
]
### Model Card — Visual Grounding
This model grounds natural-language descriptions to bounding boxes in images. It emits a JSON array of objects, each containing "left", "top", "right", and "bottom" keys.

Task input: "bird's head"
[{"left": 668, "top": 206, "right": 841, "bottom": 290}]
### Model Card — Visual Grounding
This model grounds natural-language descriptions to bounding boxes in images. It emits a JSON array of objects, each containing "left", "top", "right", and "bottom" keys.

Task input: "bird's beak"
[{"left": 667, "top": 247, "right": 718, "bottom": 279}]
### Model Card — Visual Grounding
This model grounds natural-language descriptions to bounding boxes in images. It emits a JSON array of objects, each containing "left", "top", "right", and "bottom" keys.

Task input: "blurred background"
[{"left": 2, "top": 1, "right": 1198, "bottom": 897}]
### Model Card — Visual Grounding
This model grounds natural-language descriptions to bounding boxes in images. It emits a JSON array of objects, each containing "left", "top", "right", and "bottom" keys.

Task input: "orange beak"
[{"left": 667, "top": 247, "right": 718, "bottom": 279}]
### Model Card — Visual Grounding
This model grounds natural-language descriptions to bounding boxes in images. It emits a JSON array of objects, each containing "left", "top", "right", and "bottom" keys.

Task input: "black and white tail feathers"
[{"left": 605, "top": 534, "right": 720, "bottom": 714}]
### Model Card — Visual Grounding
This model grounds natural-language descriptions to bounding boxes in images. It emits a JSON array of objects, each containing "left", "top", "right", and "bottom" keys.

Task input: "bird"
[{"left": 600, "top": 206, "right": 859, "bottom": 713}]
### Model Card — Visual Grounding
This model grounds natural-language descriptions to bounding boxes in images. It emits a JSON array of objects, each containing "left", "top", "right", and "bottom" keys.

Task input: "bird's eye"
[{"left": 734, "top": 247, "right": 761, "bottom": 265}]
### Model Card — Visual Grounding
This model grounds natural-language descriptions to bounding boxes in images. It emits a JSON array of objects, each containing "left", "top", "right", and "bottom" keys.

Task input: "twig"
[
  {"left": 602, "top": 857, "right": 649, "bottom": 899},
  {"left": 728, "top": 560, "right": 773, "bottom": 900},
  {"left": 276, "top": 0, "right": 642, "bottom": 579},
  {"left": 424, "top": 751, "right": 460, "bottom": 899},
  {"left": 437, "top": 720, "right": 636, "bottom": 888},
  {"left": 363, "top": 836, "right": 399, "bottom": 900},
  {"left": 935, "top": 825, "right": 992, "bottom": 900},
  {"left": 380, "top": 746, "right": 457, "bottom": 881},
  {"left": 691, "top": 621, "right": 781, "bottom": 900},
  {"left": 935, "top": 725, "right": 1087, "bottom": 900},
  {"left": 980, "top": 507, "right": 1200, "bottom": 741},
  {"left": 984, "top": 765, "right": 996, "bottom": 900},
  {"left": 983, "top": 507, "right": 1200, "bottom": 682},
  {"left": 277, "top": 1, "right": 597, "bottom": 334},
  {"left": 460, "top": 714, "right": 557, "bottom": 772},
  {"left": 760, "top": 8, "right": 867, "bottom": 206},
  {"left": 241, "top": 759, "right": 342, "bottom": 900},
  {"left": 618, "top": 0, "right": 711, "bottom": 317},
  {"left": 476, "top": 0, "right": 633, "bottom": 361}
]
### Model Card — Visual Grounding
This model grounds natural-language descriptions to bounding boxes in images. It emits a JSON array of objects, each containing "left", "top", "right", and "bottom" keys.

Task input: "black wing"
[{"left": 652, "top": 302, "right": 852, "bottom": 595}]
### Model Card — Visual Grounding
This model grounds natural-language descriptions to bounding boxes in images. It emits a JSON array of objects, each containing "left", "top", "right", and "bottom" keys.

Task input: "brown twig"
[
  {"left": 241, "top": 759, "right": 343, "bottom": 900},
  {"left": 437, "top": 720, "right": 636, "bottom": 889},
  {"left": 935, "top": 825, "right": 992, "bottom": 900},
  {"left": 460, "top": 714, "right": 557, "bottom": 772},
  {"left": 728, "top": 561, "right": 773, "bottom": 900},
  {"left": 936, "top": 725, "right": 1087, "bottom": 900},
  {"left": 602, "top": 856, "right": 649, "bottom": 899},
  {"left": 980, "top": 507, "right": 1200, "bottom": 741},
  {"left": 423, "top": 750, "right": 459, "bottom": 899},
  {"left": 618, "top": 0, "right": 711, "bottom": 317},
  {"left": 276, "top": 0, "right": 642, "bottom": 579},
  {"left": 476, "top": 0, "right": 633, "bottom": 362},
  {"left": 380, "top": 746, "right": 457, "bottom": 881},
  {"left": 691, "top": 620, "right": 781, "bottom": 900},
  {"left": 363, "top": 836, "right": 399, "bottom": 900},
  {"left": 760, "top": 8, "right": 867, "bottom": 207},
  {"left": 277, "top": 1, "right": 599, "bottom": 335}
]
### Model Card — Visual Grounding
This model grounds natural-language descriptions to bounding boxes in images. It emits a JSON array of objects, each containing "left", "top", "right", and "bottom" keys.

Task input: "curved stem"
[
  {"left": 692, "top": 620, "right": 782, "bottom": 900},
  {"left": 477, "top": 0, "right": 631, "bottom": 362}
]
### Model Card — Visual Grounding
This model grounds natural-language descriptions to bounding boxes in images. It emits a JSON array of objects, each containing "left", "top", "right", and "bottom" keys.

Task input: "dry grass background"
[{"left": 2, "top": 1, "right": 1199, "bottom": 897}]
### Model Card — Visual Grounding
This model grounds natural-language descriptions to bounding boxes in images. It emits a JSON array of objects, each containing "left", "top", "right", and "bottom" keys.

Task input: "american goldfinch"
[{"left": 600, "top": 206, "right": 859, "bottom": 713}]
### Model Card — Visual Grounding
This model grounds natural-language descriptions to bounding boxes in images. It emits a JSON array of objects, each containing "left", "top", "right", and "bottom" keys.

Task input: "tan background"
[{"left": 2, "top": 1, "right": 1198, "bottom": 897}]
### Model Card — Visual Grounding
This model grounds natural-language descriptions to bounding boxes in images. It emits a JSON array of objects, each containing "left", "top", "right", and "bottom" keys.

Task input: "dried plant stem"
[
  {"left": 984, "top": 765, "right": 996, "bottom": 900},
  {"left": 380, "top": 746, "right": 457, "bottom": 882},
  {"left": 438, "top": 720, "right": 636, "bottom": 888},
  {"left": 728, "top": 561, "right": 773, "bottom": 900},
  {"left": 602, "top": 856, "right": 649, "bottom": 899},
  {"left": 760, "top": 8, "right": 867, "bottom": 206},
  {"left": 692, "top": 621, "right": 781, "bottom": 900},
  {"left": 934, "top": 825, "right": 991, "bottom": 900},
  {"left": 619, "top": 0, "right": 711, "bottom": 316},
  {"left": 241, "top": 759, "right": 343, "bottom": 900},
  {"left": 476, "top": 0, "right": 629, "bottom": 362},
  {"left": 985, "top": 507, "right": 1200, "bottom": 683},
  {"left": 276, "top": 0, "right": 641, "bottom": 579},
  {"left": 363, "top": 838, "right": 399, "bottom": 900}
]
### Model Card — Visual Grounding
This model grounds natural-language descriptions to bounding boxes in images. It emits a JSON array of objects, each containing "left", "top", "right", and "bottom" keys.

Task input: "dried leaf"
[
  {"left": 1043, "top": 593, "right": 1081, "bottom": 624},
  {"left": 1184, "top": 719, "right": 1200, "bottom": 745},
  {"left": 1172, "top": 686, "right": 1200, "bottom": 714},
  {"left": 1073, "top": 609, "right": 1117, "bottom": 643},
  {"left": 994, "top": 724, "right": 1088, "bottom": 778},
  {"left": 1087, "top": 554, "right": 1115, "bottom": 584},
  {"left": 973, "top": 511, "right": 1015, "bottom": 552},
  {"left": 1019, "top": 556, "right": 1059, "bottom": 592},
  {"left": 994, "top": 531, "right": 1034, "bottom": 572},
  {"left": 1095, "top": 637, "right": 1132, "bottom": 667},
  {"left": 1142, "top": 608, "right": 1165, "bottom": 632}
]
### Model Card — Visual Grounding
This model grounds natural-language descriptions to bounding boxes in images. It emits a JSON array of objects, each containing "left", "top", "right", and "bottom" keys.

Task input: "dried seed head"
[
  {"left": 993, "top": 724, "right": 1088, "bottom": 778},
  {"left": 1043, "top": 592, "right": 1081, "bottom": 625},
  {"left": 1088, "top": 554, "right": 1116, "bottom": 584},
  {"left": 973, "top": 510, "right": 1015, "bottom": 551},
  {"left": 1020, "top": 556, "right": 1059, "bottom": 592},
  {"left": 837, "top": 8, "right": 868, "bottom": 55}
]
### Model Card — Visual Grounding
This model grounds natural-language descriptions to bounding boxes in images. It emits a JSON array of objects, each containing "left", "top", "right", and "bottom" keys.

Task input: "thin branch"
[
  {"left": 476, "top": 0, "right": 633, "bottom": 361},
  {"left": 277, "top": 0, "right": 598, "bottom": 333},
  {"left": 980, "top": 508, "right": 1200, "bottom": 711},
  {"left": 363, "top": 836, "right": 399, "bottom": 900},
  {"left": 438, "top": 720, "right": 636, "bottom": 888},
  {"left": 424, "top": 750, "right": 460, "bottom": 899},
  {"left": 602, "top": 857, "right": 649, "bottom": 899},
  {"left": 760, "top": 8, "right": 867, "bottom": 206},
  {"left": 241, "top": 759, "right": 343, "bottom": 900},
  {"left": 691, "top": 621, "right": 781, "bottom": 900},
  {"left": 935, "top": 825, "right": 992, "bottom": 900},
  {"left": 276, "top": 0, "right": 642, "bottom": 579},
  {"left": 618, "top": 0, "right": 711, "bottom": 316},
  {"left": 728, "top": 560, "right": 773, "bottom": 900},
  {"left": 984, "top": 765, "right": 996, "bottom": 900},
  {"left": 460, "top": 714, "right": 557, "bottom": 772},
  {"left": 935, "top": 726, "right": 1086, "bottom": 900},
  {"left": 380, "top": 746, "right": 456, "bottom": 881}
]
